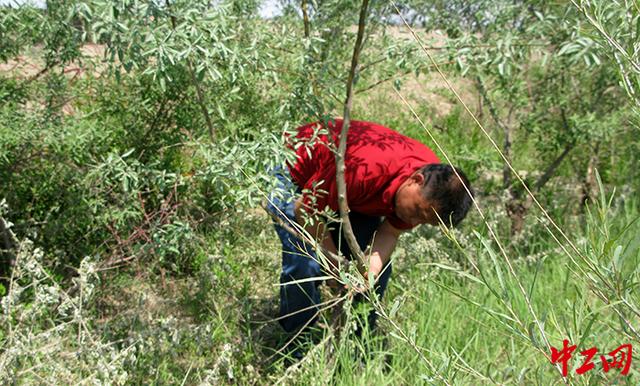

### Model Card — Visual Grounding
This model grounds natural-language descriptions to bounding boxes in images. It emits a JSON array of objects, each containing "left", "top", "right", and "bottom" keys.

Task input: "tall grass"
[{"left": 274, "top": 183, "right": 639, "bottom": 385}]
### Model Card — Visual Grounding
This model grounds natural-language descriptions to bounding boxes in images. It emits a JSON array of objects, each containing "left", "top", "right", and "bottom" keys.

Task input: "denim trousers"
[{"left": 266, "top": 167, "right": 392, "bottom": 333}]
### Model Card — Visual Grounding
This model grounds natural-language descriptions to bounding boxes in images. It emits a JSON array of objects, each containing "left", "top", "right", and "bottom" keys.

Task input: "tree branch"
[
  {"left": 359, "top": 43, "right": 546, "bottom": 73},
  {"left": 356, "top": 68, "right": 413, "bottom": 94},
  {"left": 301, "top": 0, "right": 310, "bottom": 38},
  {"left": 335, "top": 0, "right": 370, "bottom": 269},
  {"left": 356, "top": 60, "right": 455, "bottom": 95},
  {"left": 0, "top": 214, "right": 17, "bottom": 283},
  {"left": 188, "top": 61, "right": 216, "bottom": 140},
  {"left": 534, "top": 110, "right": 575, "bottom": 192},
  {"left": 475, "top": 75, "right": 512, "bottom": 189},
  {"left": 534, "top": 143, "right": 574, "bottom": 192},
  {"left": 166, "top": 0, "right": 216, "bottom": 141}
]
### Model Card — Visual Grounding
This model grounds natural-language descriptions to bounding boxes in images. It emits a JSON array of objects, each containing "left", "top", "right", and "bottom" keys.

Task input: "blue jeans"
[{"left": 266, "top": 167, "right": 392, "bottom": 333}]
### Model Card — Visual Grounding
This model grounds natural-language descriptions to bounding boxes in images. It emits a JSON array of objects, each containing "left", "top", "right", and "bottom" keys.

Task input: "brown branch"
[
  {"left": 534, "top": 143, "right": 574, "bottom": 192},
  {"left": 0, "top": 215, "right": 17, "bottom": 280},
  {"left": 360, "top": 43, "right": 548, "bottom": 72},
  {"left": 165, "top": 0, "right": 215, "bottom": 141},
  {"left": 360, "top": 55, "right": 393, "bottom": 73},
  {"left": 356, "top": 60, "right": 456, "bottom": 95},
  {"left": 0, "top": 59, "right": 59, "bottom": 104},
  {"left": 475, "top": 75, "right": 512, "bottom": 189},
  {"left": 301, "top": 0, "right": 310, "bottom": 38},
  {"left": 26, "top": 61, "right": 56, "bottom": 83},
  {"left": 534, "top": 109, "right": 576, "bottom": 192},
  {"left": 335, "top": 0, "right": 369, "bottom": 269},
  {"left": 265, "top": 44, "right": 295, "bottom": 55},
  {"left": 187, "top": 61, "right": 215, "bottom": 140},
  {"left": 356, "top": 68, "right": 413, "bottom": 94}
]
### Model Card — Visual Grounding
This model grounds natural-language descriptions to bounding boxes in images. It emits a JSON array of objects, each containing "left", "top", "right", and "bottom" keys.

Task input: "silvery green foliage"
[
  {"left": 199, "top": 343, "right": 235, "bottom": 384},
  {"left": 0, "top": 240, "right": 132, "bottom": 384},
  {"left": 90, "top": 0, "right": 242, "bottom": 88},
  {"left": 0, "top": 1, "right": 87, "bottom": 66},
  {"left": 193, "top": 127, "right": 290, "bottom": 209},
  {"left": 407, "top": 0, "right": 631, "bottom": 189},
  {"left": 0, "top": 5, "right": 44, "bottom": 62},
  {"left": 0, "top": 237, "right": 247, "bottom": 383},
  {"left": 84, "top": 149, "right": 198, "bottom": 268},
  {"left": 570, "top": 0, "right": 640, "bottom": 106}
]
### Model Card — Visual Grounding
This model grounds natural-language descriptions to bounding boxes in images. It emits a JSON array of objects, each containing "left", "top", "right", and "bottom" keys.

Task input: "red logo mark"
[{"left": 550, "top": 340, "right": 633, "bottom": 377}]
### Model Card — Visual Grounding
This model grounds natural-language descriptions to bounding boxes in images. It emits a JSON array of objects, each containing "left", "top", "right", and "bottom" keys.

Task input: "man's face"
[{"left": 394, "top": 174, "right": 440, "bottom": 227}]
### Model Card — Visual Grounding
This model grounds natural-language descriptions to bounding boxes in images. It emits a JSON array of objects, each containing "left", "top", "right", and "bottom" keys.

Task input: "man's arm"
[
  {"left": 293, "top": 198, "right": 403, "bottom": 289},
  {"left": 366, "top": 219, "right": 403, "bottom": 284}
]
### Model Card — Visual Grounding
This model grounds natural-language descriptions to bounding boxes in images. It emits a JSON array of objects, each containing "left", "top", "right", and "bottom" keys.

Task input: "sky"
[
  {"left": 0, "top": 0, "right": 284, "bottom": 18},
  {"left": 0, "top": 0, "right": 42, "bottom": 6}
]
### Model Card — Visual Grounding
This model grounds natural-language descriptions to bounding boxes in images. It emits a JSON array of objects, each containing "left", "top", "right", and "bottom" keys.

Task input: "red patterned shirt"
[{"left": 286, "top": 119, "right": 440, "bottom": 230}]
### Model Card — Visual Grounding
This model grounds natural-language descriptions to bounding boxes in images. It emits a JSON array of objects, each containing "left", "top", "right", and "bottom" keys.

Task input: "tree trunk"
[
  {"left": 506, "top": 195, "right": 531, "bottom": 236},
  {"left": 166, "top": 0, "right": 216, "bottom": 141},
  {"left": 581, "top": 144, "right": 600, "bottom": 206},
  {"left": 301, "top": 0, "right": 310, "bottom": 38},
  {"left": 335, "top": 0, "right": 370, "bottom": 269},
  {"left": 0, "top": 215, "right": 16, "bottom": 285},
  {"left": 474, "top": 76, "right": 512, "bottom": 189}
]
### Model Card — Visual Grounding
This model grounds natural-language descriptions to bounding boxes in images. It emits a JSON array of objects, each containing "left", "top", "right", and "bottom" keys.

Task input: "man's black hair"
[{"left": 418, "top": 163, "right": 474, "bottom": 227}]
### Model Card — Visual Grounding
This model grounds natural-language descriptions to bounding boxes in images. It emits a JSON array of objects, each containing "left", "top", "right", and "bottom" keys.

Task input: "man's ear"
[{"left": 412, "top": 172, "right": 425, "bottom": 185}]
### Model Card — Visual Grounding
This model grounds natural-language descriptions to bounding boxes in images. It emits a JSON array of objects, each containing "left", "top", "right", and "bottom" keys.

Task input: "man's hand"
[
  {"left": 326, "top": 276, "right": 368, "bottom": 295},
  {"left": 325, "top": 277, "right": 348, "bottom": 296},
  {"left": 293, "top": 200, "right": 402, "bottom": 297},
  {"left": 326, "top": 278, "right": 340, "bottom": 288},
  {"left": 364, "top": 219, "right": 403, "bottom": 281},
  {"left": 325, "top": 219, "right": 402, "bottom": 296},
  {"left": 350, "top": 281, "right": 369, "bottom": 294}
]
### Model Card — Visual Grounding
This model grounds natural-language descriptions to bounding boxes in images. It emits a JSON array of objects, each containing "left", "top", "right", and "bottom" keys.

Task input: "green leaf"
[
  {"left": 475, "top": 231, "right": 507, "bottom": 297},
  {"left": 527, "top": 322, "right": 539, "bottom": 348},
  {"left": 389, "top": 298, "right": 401, "bottom": 319}
]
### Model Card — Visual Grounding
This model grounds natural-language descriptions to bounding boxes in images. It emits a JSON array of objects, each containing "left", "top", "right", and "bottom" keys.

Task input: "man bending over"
[{"left": 267, "top": 119, "right": 474, "bottom": 334}]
